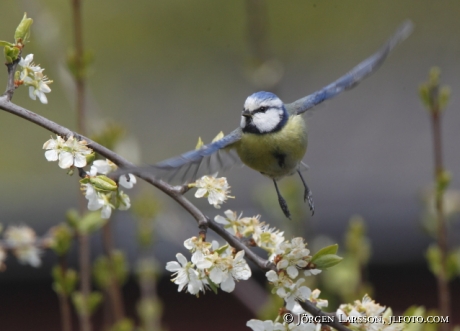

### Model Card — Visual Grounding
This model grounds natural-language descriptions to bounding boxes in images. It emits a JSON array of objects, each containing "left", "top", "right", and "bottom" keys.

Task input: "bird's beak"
[{"left": 242, "top": 110, "right": 252, "bottom": 118}]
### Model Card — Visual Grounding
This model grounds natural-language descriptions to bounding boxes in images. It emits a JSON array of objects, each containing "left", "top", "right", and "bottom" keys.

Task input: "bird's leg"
[
  {"left": 273, "top": 179, "right": 291, "bottom": 219},
  {"left": 297, "top": 170, "right": 315, "bottom": 216}
]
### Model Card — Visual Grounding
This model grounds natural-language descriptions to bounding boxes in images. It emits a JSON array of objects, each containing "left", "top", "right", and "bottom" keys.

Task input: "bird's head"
[{"left": 240, "top": 91, "right": 288, "bottom": 134}]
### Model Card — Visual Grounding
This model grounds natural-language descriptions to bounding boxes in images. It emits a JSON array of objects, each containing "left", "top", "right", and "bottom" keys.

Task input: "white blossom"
[
  {"left": 116, "top": 190, "right": 131, "bottom": 211},
  {"left": 275, "top": 237, "right": 310, "bottom": 279},
  {"left": 4, "top": 226, "right": 42, "bottom": 267},
  {"left": 309, "top": 289, "right": 328, "bottom": 309},
  {"left": 24, "top": 71, "right": 52, "bottom": 104},
  {"left": 82, "top": 183, "right": 114, "bottom": 219},
  {"left": 253, "top": 223, "right": 285, "bottom": 257},
  {"left": 43, "top": 135, "right": 92, "bottom": 169},
  {"left": 214, "top": 210, "right": 244, "bottom": 235},
  {"left": 166, "top": 253, "right": 207, "bottom": 295},
  {"left": 282, "top": 278, "right": 311, "bottom": 311},
  {"left": 206, "top": 250, "right": 251, "bottom": 292},
  {"left": 303, "top": 268, "right": 322, "bottom": 277},
  {"left": 337, "top": 295, "right": 402, "bottom": 331},
  {"left": 92, "top": 159, "right": 117, "bottom": 174},
  {"left": 119, "top": 173, "right": 137, "bottom": 189},
  {"left": 192, "top": 175, "right": 233, "bottom": 208},
  {"left": 184, "top": 236, "right": 212, "bottom": 266},
  {"left": 18, "top": 54, "right": 42, "bottom": 79}
]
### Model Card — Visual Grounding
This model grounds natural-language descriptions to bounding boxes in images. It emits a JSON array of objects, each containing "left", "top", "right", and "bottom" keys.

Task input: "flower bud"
[
  {"left": 89, "top": 175, "right": 118, "bottom": 192},
  {"left": 14, "top": 13, "right": 33, "bottom": 45}
]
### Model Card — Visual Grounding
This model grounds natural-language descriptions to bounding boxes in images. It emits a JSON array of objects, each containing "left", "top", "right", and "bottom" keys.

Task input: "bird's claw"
[
  {"left": 278, "top": 196, "right": 291, "bottom": 220},
  {"left": 304, "top": 190, "right": 314, "bottom": 216}
]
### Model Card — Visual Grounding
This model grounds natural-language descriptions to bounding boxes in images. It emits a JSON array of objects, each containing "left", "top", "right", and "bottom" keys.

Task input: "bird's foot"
[
  {"left": 278, "top": 196, "right": 291, "bottom": 219},
  {"left": 304, "top": 189, "right": 314, "bottom": 216}
]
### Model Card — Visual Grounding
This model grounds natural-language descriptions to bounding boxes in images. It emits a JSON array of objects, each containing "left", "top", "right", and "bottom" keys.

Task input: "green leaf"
[
  {"left": 50, "top": 223, "right": 74, "bottom": 256},
  {"left": 311, "top": 254, "right": 343, "bottom": 270},
  {"left": 425, "top": 244, "right": 441, "bottom": 277},
  {"left": 214, "top": 244, "right": 229, "bottom": 255},
  {"left": 89, "top": 175, "right": 118, "bottom": 192},
  {"left": 311, "top": 244, "right": 338, "bottom": 262},
  {"left": 66, "top": 209, "right": 81, "bottom": 229},
  {"left": 78, "top": 211, "right": 107, "bottom": 234},
  {"left": 0, "top": 40, "right": 14, "bottom": 48},
  {"left": 14, "top": 13, "right": 33, "bottom": 44},
  {"left": 52, "top": 266, "right": 78, "bottom": 296},
  {"left": 206, "top": 276, "right": 219, "bottom": 294},
  {"left": 110, "top": 318, "right": 134, "bottom": 331}
]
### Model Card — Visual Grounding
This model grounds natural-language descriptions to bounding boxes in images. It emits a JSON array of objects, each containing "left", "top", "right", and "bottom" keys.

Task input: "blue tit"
[{"left": 127, "top": 21, "right": 413, "bottom": 219}]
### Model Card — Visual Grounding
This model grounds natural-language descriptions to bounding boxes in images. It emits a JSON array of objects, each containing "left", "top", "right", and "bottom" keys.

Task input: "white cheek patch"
[{"left": 252, "top": 108, "right": 282, "bottom": 133}]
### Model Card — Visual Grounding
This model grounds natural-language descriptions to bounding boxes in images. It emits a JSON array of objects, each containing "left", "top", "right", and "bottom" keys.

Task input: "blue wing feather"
[
  {"left": 285, "top": 20, "right": 413, "bottom": 115},
  {"left": 137, "top": 128, "right": 242, "bottom": 184}
]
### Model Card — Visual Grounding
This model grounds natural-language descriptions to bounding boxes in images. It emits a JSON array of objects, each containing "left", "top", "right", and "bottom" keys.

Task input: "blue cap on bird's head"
[{"left": 244, "top": 91, "right": 283, "bottom": 111}]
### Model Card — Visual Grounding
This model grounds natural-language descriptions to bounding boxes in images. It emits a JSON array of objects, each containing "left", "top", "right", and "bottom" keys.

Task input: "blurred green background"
[{"left": 0, "top": 0, "right": 459, "bottom": 330}]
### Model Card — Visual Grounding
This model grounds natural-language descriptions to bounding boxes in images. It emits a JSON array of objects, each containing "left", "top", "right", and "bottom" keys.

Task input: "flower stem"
[
  {"left": 71, "top": 0, "right": 91, "bottom": 330},
  {"left": 102, "top": 222, "right": 125, "bottom": 323},
  {"left": 430, "top": 110, "right": 451, "bottom": 330},
  {"left": 58, "top": 255, "right": 73, "bottom": 331}
]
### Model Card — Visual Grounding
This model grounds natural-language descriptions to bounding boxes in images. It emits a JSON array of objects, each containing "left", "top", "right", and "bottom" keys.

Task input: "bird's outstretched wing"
[
  {"left": 125, "top": 128, "right": 242, "bottom": 184},
  {"left": 285, "top": 20, "right": 413, "bottom": 116}
]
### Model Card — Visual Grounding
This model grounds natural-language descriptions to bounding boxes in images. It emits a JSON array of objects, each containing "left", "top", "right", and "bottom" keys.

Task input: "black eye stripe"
[{"left": 253, "top": 106, "right": 268, "bottom": 114}]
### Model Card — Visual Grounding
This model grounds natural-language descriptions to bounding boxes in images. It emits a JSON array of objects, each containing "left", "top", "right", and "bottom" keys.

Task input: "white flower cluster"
[
  {"left": 82, "top": 159, "right": 136, "bottom": 219},
  {"left": 43, "top": 135, "right": 136, "bottom": 219},
  {"left": 190, "top": 175, "right": 233, "bottom": 209},
  {"left": 213, "top": 209, "right": 328, "bottom": 329},
  {"left": 1, "top": 225, "right": 43, "bottom": 267},
  {"left": 166, "top": 236, "right": 251, "bottom": 295},
  {"left": 336, "top": 294, "right": 402, "bottom": 331},
  {"left": 247, "top": 289, "right": 328, "bottom": 331},
  {"left": 18, "top": 54, "right": 53, "bottom": 104},
  {"left": 43, "top": 135, "right": 92, "bottom": 169}
]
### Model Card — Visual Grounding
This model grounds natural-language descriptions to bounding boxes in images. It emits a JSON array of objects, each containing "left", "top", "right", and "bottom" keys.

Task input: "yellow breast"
[{"left": 234, "top": 115, "right": 307, "bottom": 179}]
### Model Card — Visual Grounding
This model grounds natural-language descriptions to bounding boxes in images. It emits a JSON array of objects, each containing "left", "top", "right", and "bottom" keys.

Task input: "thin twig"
[
  {"left": 430, "top": 109, "right": 451, "bottom": 330},
  {"left": 3, "top": 57, "right": 20, "bottom": 101},
  {"left": 71, "top": 0, "right": 92, "bottom": 329},
  {"left": 58, "top": 256, "right": 73, "bottom": 331},
  {"left": 101, "top": 222, "right": 125, "bottom": 322}
]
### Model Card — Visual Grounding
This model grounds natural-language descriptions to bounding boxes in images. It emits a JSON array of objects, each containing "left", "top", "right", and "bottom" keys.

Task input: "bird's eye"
[{"left": 258, "top": 106, "right": 267, "bottom": 112}]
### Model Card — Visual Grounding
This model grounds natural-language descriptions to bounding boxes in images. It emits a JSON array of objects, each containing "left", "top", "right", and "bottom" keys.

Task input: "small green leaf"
[
  {"left": 110, "top": 318, "right": 134, "bottom": 331},
  {"left": 78, "top": 211, "right": 106, "bottom": 234},
  {"left": 214, "top": 244, "right": 229, "bottom": 255},
  {"left": 0, "top": 40, "right": 14, "bottom": 48},
  {"left": 14, "top": 13, "right": 33, "bottom": 44},
  {"left": 206, "top": 276, "right": 219, "bottom": 294},
  {"left": 85, "top": 152, "right": 96, "bottom": 165},
  {"left": 311, "top": 254, "right": 343, "bottom": 270},
  {"left": 195, "top": 137, "right": 204, "bottom": 149},
  {"left": 212, "top": 131, "right": 224, "bottom": 142},
  {"left": 311, "top": 244, "right": 338, "bottom": 262},
  {"left": 66, "top": 209, "right": 81, "bottom": 229},
  {"left": 87, "top": 292, "right": 103, "bottom": 314},
  {"left": 50, "top": 223, "right": 74, "bottom": 256},
  {"left": 425, "top": 244, "right": 441, "bottom": 277},
  {"left": 4, "top": 45, "right": 19, "bottom": 63},
  {"left": 89, "top": 175, "right": 118, "bottom": 192}
]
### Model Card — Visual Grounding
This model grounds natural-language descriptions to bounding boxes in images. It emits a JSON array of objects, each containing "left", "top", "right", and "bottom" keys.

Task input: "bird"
[{"left": 125, "top": 21, "right": 413, "bottom": 219}]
